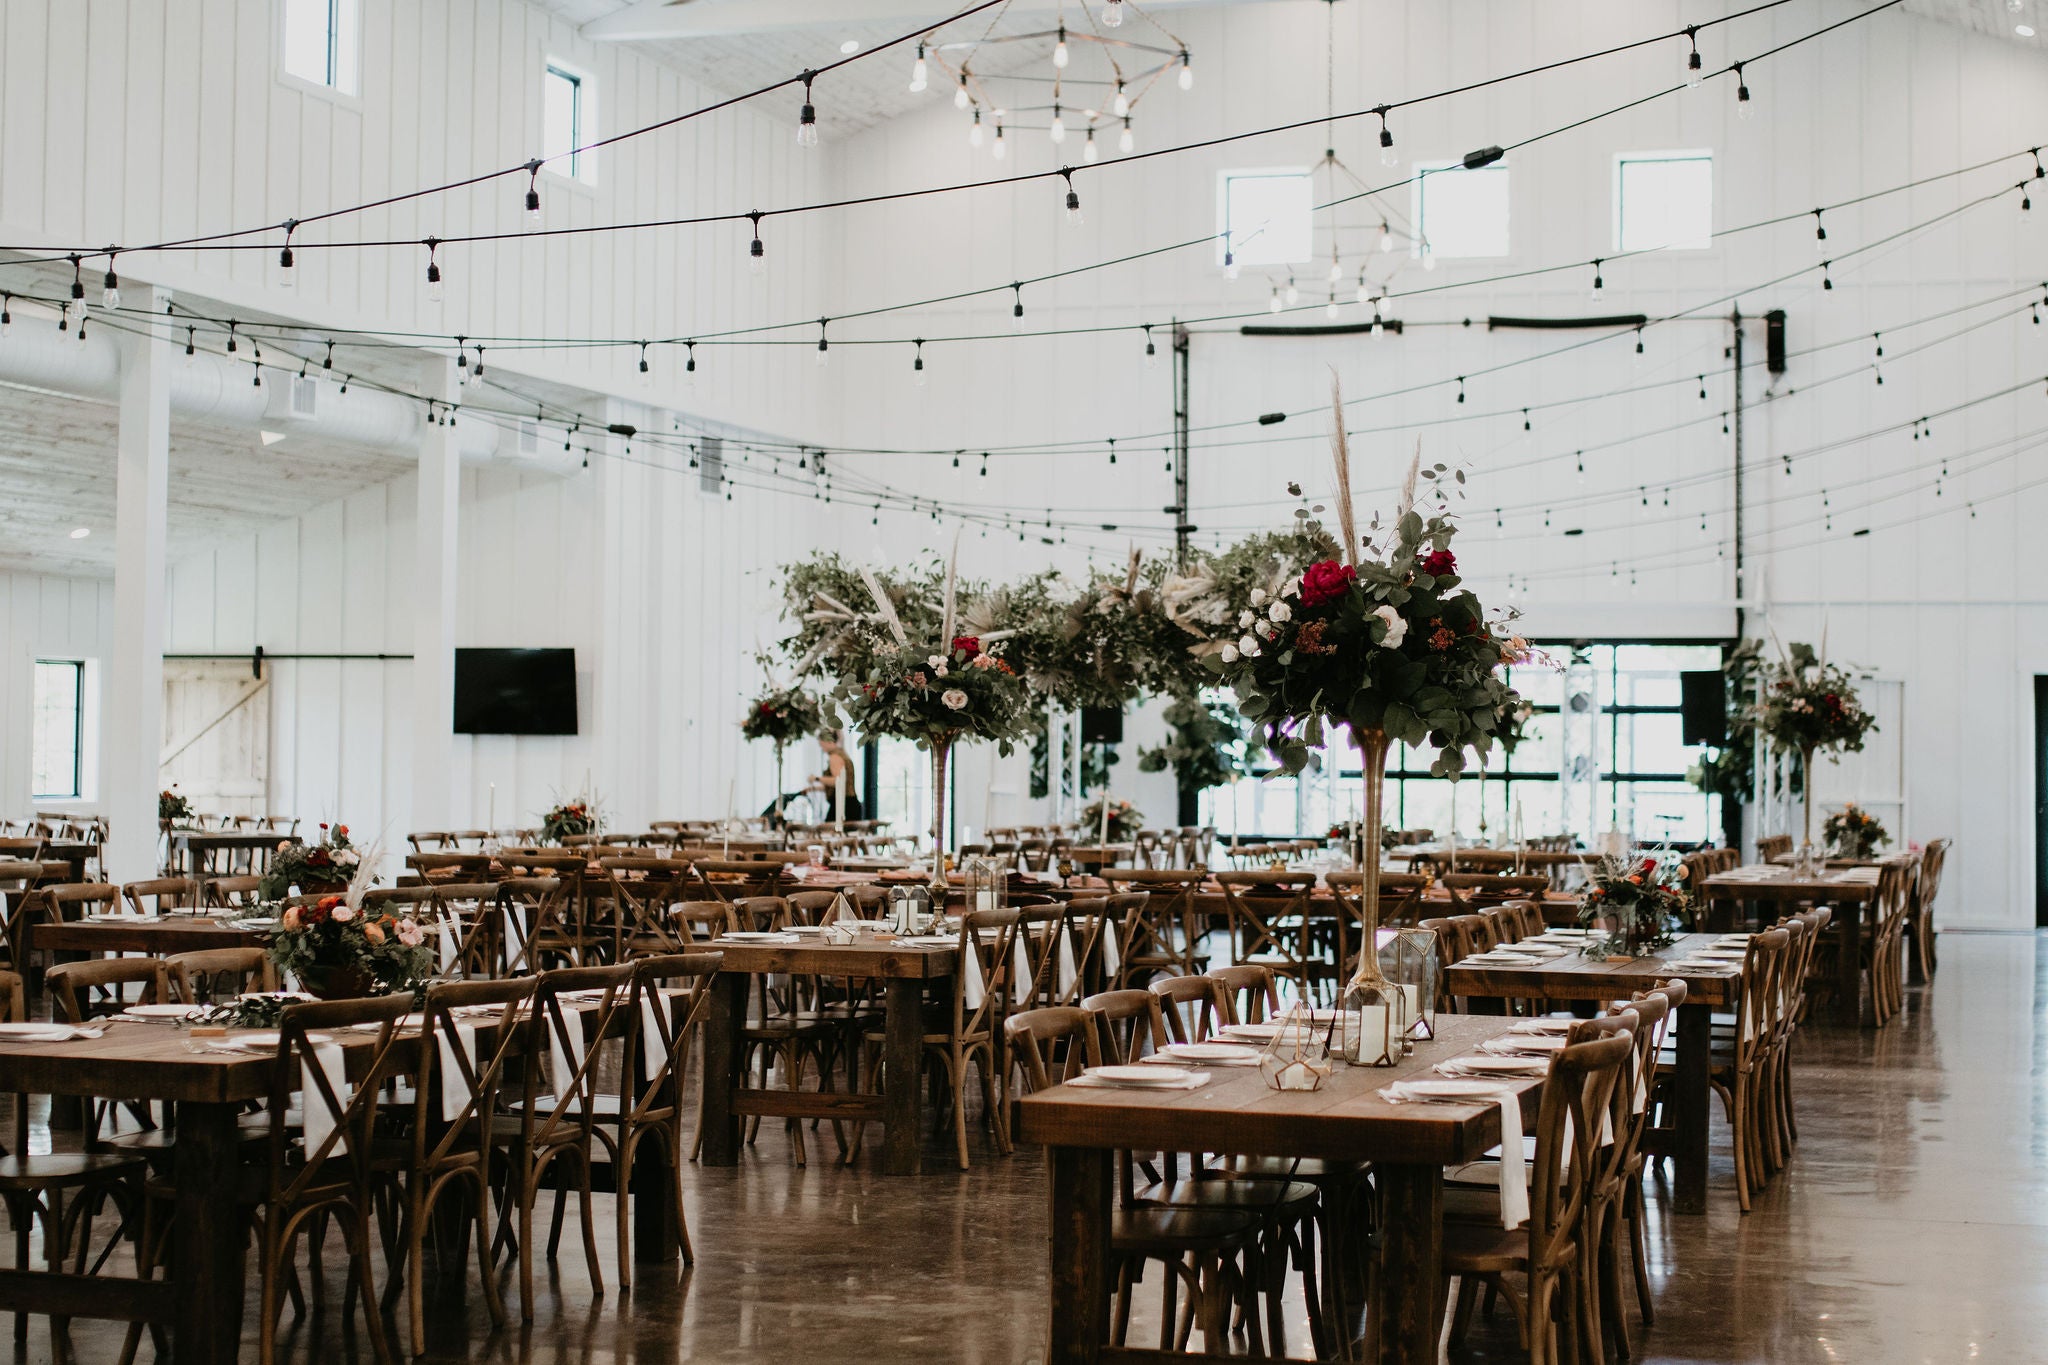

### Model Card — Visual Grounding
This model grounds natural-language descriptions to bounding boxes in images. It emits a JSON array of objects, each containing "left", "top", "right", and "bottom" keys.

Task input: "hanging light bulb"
[
  {"left": 1355, "top": 272, "right": 1371, "bottom": 306},
  {"left": 1379, "top": 289, "right": 1398, "bottom": 321},
  {"left": 1, "top": 294, "right": 12, "bottom": 338},
  {"left": 1063, "top": 171, "right": 1083, "bottom": 226},
  {"left": 1377, "top": 108, "right": 1397, "bottom": 167},
  {"left": 1118, "top": 119, "right": 1134, "bottom": 154},
  {"left": 1269, "top": 287, "right": 1284, "bottom": 314},
  {"left": 425, "top": 239, "right": 444, "bottom": 302},
  {"left": 1734, "top": 62, "right": 1754, "bottom": 119},
  {"left": 913, "top": 340, "right": 927, "bottom": 386},
  {"left": 1143, "top": 325, "right": 1157, "bottom": 368},
  {"left": 968, "top": 109, "right": 984, "bottom": 147},
  {"left": 1112, "top": 83, "right": 1130, "bottom": 118},
  {"left": 1284, "top": 276, "right": 1300, "bottom": 306},
  {"left": 955, "top": 73, "right": 971, "bottom": 109},
  {"left": 455, "top": 338, "right": 470, "bottom": 385},
  {"left": 1379, "top": 221, "right": 1394, "bottom": 253},
  {"left": 1012, "top": 284, "right": 1026, "bottom": 330},
  {"left": 1421, "top": 243, "right": 1436, "bottom": 272},
  {"left": 816, "top": 321, "right": 830, "bottom": 367},
  {"left": 685, "top": 342, "right": 698, "bottom": 380},
  {"left": 1327, "top": 253, "right": 1343, "bottom": 284},
  {"left": 1083, "top": 127, "right": 1099, "bottom": 163},
  {"left": 1050, "top": 102, "right": 1066, "bottom": 145},
  {"left": 638, "top": 342, "right": 652, "bottom": 387},
  {"left": 992, "top": 123, "right": 1007, "bottom": 160},
  {"left": 276, "top": 220, "right": 297, "bottom": 287},
  {"left": 749, "top": 213, "right": 766, "bottom": 274},
  {"left": 796, "top": 72, "right": 819, "bottom": 147},
  {"left": 909, "top": 44, "right": 928, "bottom": 93},
  {"left": 184, "top": 326, "right": 196, "bottom": 363},
  {"left": 1103, "top": 0, "right": 1125, "bottom": 27},
  {"left": 1223, "top": 236, "right": 1240, "bottom": 279},
  {"left": 524, "top": 162, "right": 543, "bottom": 225},
  {"left": 1177, "top": 49, "right": 1193, "bottom": 90},
  {"left": 1325, "top": 295, "right": 1341, "bottom": 320},
  {"left": 68, "top": 255, "right": 84, "bottom": 302},
  {"left": 1683, "top": 26, "right": 1703, "bottom": 85},
  {"left": 1589, "top": 258, "right": 1605, "bottom": 298},
  {"left": 101, "top": 257, "right": 120, "bottom": 310},
  {"left": 1053, "top": 26, "right": 1070, "bottom": 70}
]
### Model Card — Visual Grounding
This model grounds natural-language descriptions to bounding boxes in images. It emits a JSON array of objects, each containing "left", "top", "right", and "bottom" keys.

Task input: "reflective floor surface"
[{"left": 21, "top": 931, "right": 2047, "bottom": 1363}]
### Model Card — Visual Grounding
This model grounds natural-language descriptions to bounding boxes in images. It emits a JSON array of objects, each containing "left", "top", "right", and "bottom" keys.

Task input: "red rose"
[
  {"left": 1640, "top": 857, "right": 1657, "bottom": 874},
  {"left": 308, "top": 849, "right": 332, "bottom": 867},
  {"left": 951, "top": 635, "right": 981, "bottom": 656},
  {"left": 1298, "top": 560, "right": 1357, "bottom": 608},
  {"left": 335, "top": 825, "right": 348, "bottom": 837},
  {"left": 1420, "top": 549, "right": 1457, "bottom": 577}
]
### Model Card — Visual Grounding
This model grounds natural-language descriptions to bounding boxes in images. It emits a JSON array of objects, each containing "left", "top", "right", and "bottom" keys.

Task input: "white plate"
[
  {"left": 349, "top": 1014, "right": 429, "bottom": 1032},
  {"left": 1482, "top": 1034, "right": 1567, "bottom": 1054},
  {"left": 1163, "top": 1042, "right": 1261, "bottom": 1064},
  {"left": 1447, "top": 1055, "right": 1550, "bottom": 1074},
  {"left": 718, "top": 931, "right": 794, "bottom": 942},
  {"left": 122, "top": 1004, "right": 197, "bottom": 1019},
  {"left": 1089, "top": 1064, "right": 1193, "bottom": 1086},
  {"left": 783, "top": 925, "right": 830, "bottom": 935},
  {"left": 894, "top": 936, "right": 956, "bottom": 946},
  {"left": 1218, "top": 1023, "right": 1310, "bottom": 1043},
  {"left": 223, "top": 1030, "right": 336, "bottom": 1050},
  {"left": 1509, "top": 1018, "right": 1576, "bottom": 1034},
  {"left": 1395, "top": 1079, "right": 1514, "bottom": 1101},
  {"left": 0, "top": 1023, "right": 79, "bottom": 1040}
]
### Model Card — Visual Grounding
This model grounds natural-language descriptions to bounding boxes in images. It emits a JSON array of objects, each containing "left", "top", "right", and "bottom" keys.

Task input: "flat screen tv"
[{"left": 453, "top": 648, "right": 579, "bottom": 735}]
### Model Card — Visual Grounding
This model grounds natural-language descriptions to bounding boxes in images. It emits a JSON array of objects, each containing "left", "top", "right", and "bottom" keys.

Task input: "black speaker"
[
  {"left": 1765, "top": 309, "right": 1787, "bottom": 375},
  {"left": 1080, "top": 705, "right": 1124, "bottom": 745},
  {"left": 1680, "top": 671, "right": 1727, "bottom": 746}
]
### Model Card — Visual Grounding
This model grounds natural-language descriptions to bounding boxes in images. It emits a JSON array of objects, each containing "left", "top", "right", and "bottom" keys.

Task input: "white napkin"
[
  {"left": 640, "top": 991, "right": 669, "bottom": 1076},
  {"left": 962, "top": 942, "right": 987, "bottom": 1011},
  {"left": 302, "top": 1040, "right": 351, "bottom": 1156},
  {"left": 1099, "top": 918, "right": 1121, "bottom": 975},
  {"left": 437, "top": 1022, "right": 478, "bottom": 1122},
  {"left": 1436, "top": 1058, "right": 1548, "bottom": 1078},
  {"left": 435, "top": 915, "right": 460, "bottom": 973},
  {"left": 549, "top": 1004, "right": 590, "bottom": 1102},
  {"left": 1054, "top": 923, "right": 1078, "bottom": 998},
  {"left": 1011, "top": 934, "right": 1032, "bottom": 1005},
  {"left": 1383, "top": 1081, "right": 1528, "bottom": 1228}
]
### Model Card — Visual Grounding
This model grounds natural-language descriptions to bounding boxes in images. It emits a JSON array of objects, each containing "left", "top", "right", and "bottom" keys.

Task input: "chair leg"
[
  {"left": 471, "top": 1172, "right": 506, "bottom": 1328},
  {"left": 1627, "top": 1176, "right": 1655, "bottom": 1327}
]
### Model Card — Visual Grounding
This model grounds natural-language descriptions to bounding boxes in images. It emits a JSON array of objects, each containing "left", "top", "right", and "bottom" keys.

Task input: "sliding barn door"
[{"left": 160, "top": 661, "right": 271, "bottom": 819}]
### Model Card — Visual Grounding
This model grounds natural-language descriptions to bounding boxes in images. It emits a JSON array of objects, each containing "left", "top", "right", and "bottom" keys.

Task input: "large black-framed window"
[{"left": 31, "top": 659, "right": 84, "bottom": 801}]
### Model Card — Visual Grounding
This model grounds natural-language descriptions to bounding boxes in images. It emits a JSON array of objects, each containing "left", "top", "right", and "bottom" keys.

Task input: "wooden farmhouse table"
[
  {"left": 171, "top": 830, "right": 299, "bottom": 884},
  {"left": 1697, "top": 864, "right": 1882, "bottom": 1024},
  {"left": 1446, "top": 931, "right": 1738, "bottom": 1215},
  {"left": 0, "top": 997, "right": 671, "bottom": 1365},
  {"left": 33, "top": 914, "right": 269, "bottom": 961},
  {"left": 1018, "top": 1015, "right": 1544, "bottom": 1365},
  {"left": 696, "top": 936, "right": 959, "bottom": 1176}
]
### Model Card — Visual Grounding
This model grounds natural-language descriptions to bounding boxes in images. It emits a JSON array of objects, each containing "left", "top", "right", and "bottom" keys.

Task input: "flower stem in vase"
[
  {"left": 929, "top": 738, "right": 952, "bottom": 892},
  {"left": 1348, "top": 725, "right": 1392, "bottom": 989},
  {"left": 1801, "top": 744, "right": 1816, "bottom": 867}
]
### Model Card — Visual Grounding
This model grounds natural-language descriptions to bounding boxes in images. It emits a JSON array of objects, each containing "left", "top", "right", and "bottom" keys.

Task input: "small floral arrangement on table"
[
  {"left": 158, "top": 789, "right": 192, "bottom": 823},
  {"left": 740, "top": 687, "right": 827, "bottom": 745},
  {"left": 835, "top": 633, "right": 1035, "bottom": 754},
  {"left": 1750, "top": 642, "right": 1877, "bottom": 757},
  {"left": 1080, "top": 796, "right": 1145, "bottom": 843},
  {"left": 1579, "top": 852, "right": 1690, "bottom": 957},
  {"left": 540, "top": 799, "right": 601, "bottom": 845},
  {"left": 271, "top": 893, "right": 434, "bottom": 998},
  {"left": 1823, "top": 803, "right": 1890, "bottom": 859},
  {"left": 257, "top": 823, "right": 363, "bottom": 902}
]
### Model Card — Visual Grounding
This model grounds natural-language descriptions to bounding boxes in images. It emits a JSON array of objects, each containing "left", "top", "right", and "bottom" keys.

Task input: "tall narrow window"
[
  {"left": 1217, "top": 170, "right": 1314, "bottom": 268},
  {"left": 1615, "top": 152, "right": 1714, "bottom": 252},
  {"left": 281, "top": 0, "right": 359, "bottom": 94},
  {"left": 544, "top": 63, "right": 591, "bottom": 180},
  {"left": 31, "top": 660, "right": 84, "bottom": 801},
  {"left": 1413, "top": 160, "right": 1511, "bottom": 259}
]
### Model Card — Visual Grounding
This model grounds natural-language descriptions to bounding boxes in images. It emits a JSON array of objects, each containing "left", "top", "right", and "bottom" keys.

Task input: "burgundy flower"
[
  {"left": 951, "top": 635, "right": 981, "bottom": 656},
  {"left": 1298, "top": 560, "right": 1357, "bottom": 608},
  {"left": 1420, "top": 549, "right": 1457, "bottom": 578},
  {"left": 1428, "top": 626, "right": 1456, "bottom": 652}
]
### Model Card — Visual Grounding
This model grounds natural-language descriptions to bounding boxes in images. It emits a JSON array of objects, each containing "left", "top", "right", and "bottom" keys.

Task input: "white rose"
[
  {"left": 1238, "top": 609, "right": 1256, "bottom": 628},
  {"left": 1255, "top": 620, "right": 1276, "bottom": 640},
  {"left": 933, "top": 663, "right": 948, "bottom": 677},
  {"left": 1250, "top": 587, "right": 1268, "bottom": 606},
  {"left": 1239, "top": 633, "right": 1260, "bottom": 656},
  {"left": 1372, "top": 604, "right": 1407, "bottom": 648},
  {"left": 1268, "top": 601, "right": 1291, "bottom": 623},
  {"left": 927, "top": 654, "right": 944, "bottom": 670},
  {"left": 1220, "top": 644, "right": 1240, "bottom": 663},
  {"left": 941, "top": 688, "right": 969, "bottom": 710}
]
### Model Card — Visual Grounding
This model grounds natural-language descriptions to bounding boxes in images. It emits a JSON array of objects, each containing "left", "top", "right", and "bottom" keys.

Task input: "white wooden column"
[
  {"left": 103, "top": 287, "right": 173, "bottom": 882},
  {"left": 409, "top": 355, "right": 460, "bottom": 831}
]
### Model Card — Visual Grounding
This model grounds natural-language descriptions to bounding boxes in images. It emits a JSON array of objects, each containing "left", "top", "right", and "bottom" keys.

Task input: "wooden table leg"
[
  {"left": 1045, "top": 1145, "right": 1109, "bottom": 1365},
  {"left": 632, "top": 1093, "right": 680, "bottom": 1265},
  {"left": 880, "top": 977, "right": 923, "bottom": 1176},
  {"left": 697, "top": 970, "right": 746, "bottom": 1166},
  {"left": 1836, "top": 901, "right": 1866, "bottom": 1026},
  {"left": 173, "top": 1101, "right": 245, "bottom": 1365},
  {"left": 1673, "top": 1001, "right": 1710, "bottom": 1215},
  {"left": 1376, "top": 1162, "right": 1444, "bottom": 1365}
]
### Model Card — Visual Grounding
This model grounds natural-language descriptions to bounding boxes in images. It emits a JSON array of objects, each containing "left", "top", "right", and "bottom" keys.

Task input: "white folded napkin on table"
[
  {"left": 435, "top": 915, "right": 461, "bottom": 973},
  {"left": 1069, "top": 1070, "right": 1214, "bottom": 1091},
  {"left": 302, "top": 1039, "right": 351, "bottom": 1156},
  {"left": 641, "top": 992, "right": 670, "bottom": 1075},
  {"left": 1055, "top": 923, "right": 1078, "bottom": 997},
  {"left": 1099, "top": 920, "right": 1121, "bottom": 976},
  {"left": 437, "top": 1022, "right": 478, "bottom": 1122},
  {"left": 549, "top": 1007, "right": 590, "bottom": 1101},
  {"left": 1380, "top": 1080, "right": 1528, "bottom": 1228}
]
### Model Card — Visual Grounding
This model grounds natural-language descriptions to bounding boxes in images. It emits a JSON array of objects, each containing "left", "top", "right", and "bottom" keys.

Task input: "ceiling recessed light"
[
  {"left": 2019, "top": 22, "right": 2036, "bottom": 35},
  {"left": 839, "top": 38, "right": 860, "bottom": 54},
  {"left": 259, "top": 429, "right": 288, "bottom": 446},
  {"left": 68, "top": 527, "right": 90, "bottom": 540}
]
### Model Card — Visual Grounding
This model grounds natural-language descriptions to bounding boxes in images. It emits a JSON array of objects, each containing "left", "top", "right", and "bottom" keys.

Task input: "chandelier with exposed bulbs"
[{"left": 906, "top": 0, "right": 1193, "bottom": 162}]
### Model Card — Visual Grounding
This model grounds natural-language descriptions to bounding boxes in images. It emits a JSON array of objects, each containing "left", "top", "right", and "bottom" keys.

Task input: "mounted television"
[{"left": 453, "top": 648, "right": 578, "bottom": 735}]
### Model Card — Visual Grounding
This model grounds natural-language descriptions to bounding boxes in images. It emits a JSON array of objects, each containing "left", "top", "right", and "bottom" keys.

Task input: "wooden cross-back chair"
[
  {"left": 406, "top": 852, "right": 495, "bottom": 884},
  {"left": 118, "top": 878, "right": 193, "bottom": 918},
  {"left": 1912, "top": 836, "right": 1951, "bottom": 976},
  {"left": 166, "top": 947, "right": 277, "bottom": 1004},
  {"left": 596, "top": 859, "right": 692, "bottom": 958},
  {"left": 0, "top": 860, "right": 49, "bottom": 973},
  {"left": 1441, "top": 873, "right": 1552, "bottom": 909},
  {"left": 1326, "top": 871, "right": 1431, "bottom": 976},
  {"left": 1212, "top": 870, "right": 1326, "bottom": 1002},
  {"left": 682, "top": 858, "right": 787, "bottom": 907},
  {"left": 1149, "top": 974, "right": 1227, "bottom": 1044},
  {"left": 1102, "top": 871, "right": 1203, "bottom": 984},
  {"left": 1050, "top": 896, "right": 1122, "bottom": 1007},
  {"left": 493, "top": 876, "right": 573, "bottom": 974},
  {"left": 202, "top": 875, "right": 265, "bottom": 911}
]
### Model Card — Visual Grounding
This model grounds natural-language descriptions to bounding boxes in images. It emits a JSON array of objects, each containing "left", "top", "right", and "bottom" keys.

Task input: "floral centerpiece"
[
  {"left": 1823, "top": 802, "right": 1889, "bottom": 859},
  {"left": 741, "top": 683, "right": 829, "bottom": 826},
  {"left": 158, "top": 788, "right": 192, "bottom": 824},
  {"left": 540, "top": 799, "right": 600, "bottom": 845},
  {"left": 1005, "top": 553, "right": 1211, "bottom": 711},
  {"left": 271, "top": 889, "right": 434, "bottom": 999},
  {"left": 1079, "top": 796, "right": 1144, "bottom": 843},
  {"left": 1162, "top": 379, "right": 1528, "bottom": 1048},
  {"left": 1579, "top": 852, "right": 1690, "bottom": 957},
  {"left": 258, "top": 823, "right": 364, "bottom": 901},
  {"left": 1750, "top": 640, "right": 1877, "bottom": 859}
]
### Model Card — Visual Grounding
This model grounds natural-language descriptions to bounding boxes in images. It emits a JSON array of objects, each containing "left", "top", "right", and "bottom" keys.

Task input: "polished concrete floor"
[{"left": 22, "top": 931, "right": 2048, "bottom": 1362}]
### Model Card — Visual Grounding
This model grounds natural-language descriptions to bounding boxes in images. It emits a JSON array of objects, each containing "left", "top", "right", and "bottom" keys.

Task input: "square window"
[
  {"left": 32, "top": 660, "right": 83, "bottom": 801},
  {"left": 1217, "top": 170, "right": 1313, "bottom": 268},
  {"left": 544, "top": 63, "right": 594, "bottom": 181},
  {"left": 1413, "top": 160, "right": 1510, "bottom": 260},
  {"left": 281, "top": 0, "right": 359, "bottom": 94},
  {"left": 1615, "top": 153, "right": 1713, "bottom": 252}
]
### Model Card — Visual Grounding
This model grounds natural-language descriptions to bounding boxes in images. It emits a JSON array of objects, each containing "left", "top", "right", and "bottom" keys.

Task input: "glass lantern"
[
  {"left": 887, "top": 885, "right": 934, "bottom": 936},
  {"left": 1339, "top": 969, "right": 1407, "bottom": 1067},
  {"left": 1257, "top": 1002, "right": 1334, "bottom": 1091},
  {"left": 961, "top": 855, "right": 1006, "bottom": 915},
  {"left": 1378, "top": 926, "right": 1441, "bottom": 1048}
]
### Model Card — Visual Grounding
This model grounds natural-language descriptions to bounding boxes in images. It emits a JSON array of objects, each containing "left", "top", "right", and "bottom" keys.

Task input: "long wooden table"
[
  {"left": 1446, "top": 931, "right": 1735, "bottom": 1216},
  {"left": 1018, "top": 1015, "right": 1543, "bottom": 1365},
  {"left": 1698, "top": 864, "right": 1881, "bottom": 1024},
  {"left": 697, "top": 937, "right": 957, "bottom": 1176},
  {"left": 34, "top": 915, "right": 267, "bottom": 960}
]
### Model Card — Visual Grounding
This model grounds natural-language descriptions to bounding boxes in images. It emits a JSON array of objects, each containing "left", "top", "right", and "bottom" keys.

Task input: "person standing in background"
[{"left": 811, "top": 730, "right": 865, "bottom": 822}]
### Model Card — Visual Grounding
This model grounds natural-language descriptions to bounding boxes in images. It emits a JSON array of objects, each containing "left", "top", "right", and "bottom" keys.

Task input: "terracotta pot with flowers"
[{"left": 257, "top": 823, "right": 364, "bottom": 902}]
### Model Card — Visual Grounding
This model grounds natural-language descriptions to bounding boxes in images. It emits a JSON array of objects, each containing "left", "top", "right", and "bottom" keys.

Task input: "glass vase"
[{"left": 1339, "top": 726, "right": 1406, "bottom": 1066}]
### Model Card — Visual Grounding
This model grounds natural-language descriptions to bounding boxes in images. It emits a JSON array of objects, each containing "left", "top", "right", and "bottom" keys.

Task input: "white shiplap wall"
[{"left": 818, "top": 0, "right": 2048, "bottom": 928}]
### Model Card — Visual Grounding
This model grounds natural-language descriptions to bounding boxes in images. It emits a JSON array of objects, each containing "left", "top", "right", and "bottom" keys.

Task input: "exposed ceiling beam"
[{"left": 583, "top": 0, "right": 1282, "bottom": 43}]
